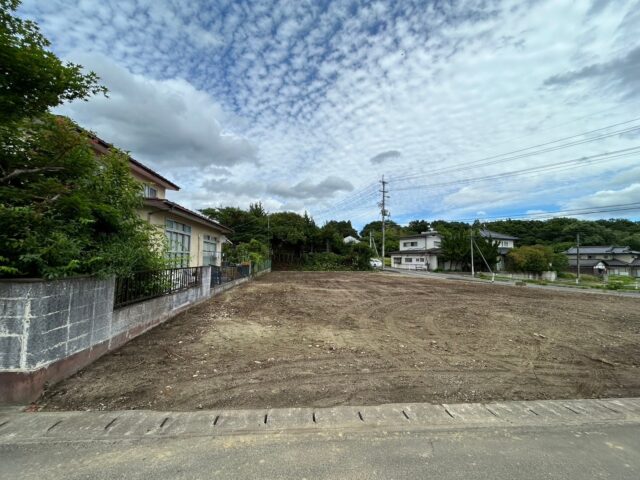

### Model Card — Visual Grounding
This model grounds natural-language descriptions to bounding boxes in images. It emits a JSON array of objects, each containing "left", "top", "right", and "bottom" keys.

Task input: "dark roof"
[
  {"left": 128, "top": 157, "right": 180, "bottom": 191},
  {"left": 479, "top": 229, "right": 519, "bottom": 240},
  {"left": 606, "top": 259, "right": 633, "bottom": 267},
  {"left": 388, "top": 249, "right": 441, "bottom": 255},
  {"left": 568, "top": 259, "right": 603, "bottom": 267},
  {"left": 568, "top": 258, "right": 632, "bottom": 268},
  {"left": 87, "top": 132, "right": 181, "bottom": 191},
  {"left": 144, "top": 198, "right": 232, "bottom": 234},
  {"left": 565, "top": 246, "right": 632, "bottom": 255},
  {"left": 399, "top": 232, "right": 440, "bottom": 240}
]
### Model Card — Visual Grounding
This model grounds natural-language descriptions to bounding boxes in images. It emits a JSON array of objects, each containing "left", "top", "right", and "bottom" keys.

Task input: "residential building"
[
  {"left": 89, "top": 135, "right": 232, "bottom": 268},
  {"left": 343, "top": 235, "right": 361, "bottom": 244},
  {"left": 564, "top": 246, "right": 640, "bottom": 277},
  {"left": 480, "top": 229, "right": 519, "bottom": 271},
  {"left": 389, "top": 230, "right": 443, "bottom": 270},
  {"left": 389, "top": 228, "right": 517, "bottom": 271}
]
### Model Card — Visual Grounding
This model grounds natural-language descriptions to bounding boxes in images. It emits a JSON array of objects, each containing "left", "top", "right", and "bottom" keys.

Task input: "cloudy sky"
[{"left": 20, "top": 0, "right": 640, "bottom": 227}]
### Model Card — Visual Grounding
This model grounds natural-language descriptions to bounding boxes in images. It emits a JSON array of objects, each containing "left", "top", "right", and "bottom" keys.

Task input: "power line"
[
  {"left": 316, "top": 116, "right": 640, "bottom": 221},
  {"left": 443, "top": 202, "right": 640, "bottom": 223},
  {"left": 392, "top": 146, "right": 640, "bottom": 192},
  {"left": 388, "top": 118, "right": 640, "bottom": 183}
]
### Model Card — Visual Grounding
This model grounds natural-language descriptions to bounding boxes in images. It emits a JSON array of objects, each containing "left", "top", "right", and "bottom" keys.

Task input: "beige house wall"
[
  {"left": 131, "top": 171, "right": 167, "bottom": 199},
  {"left": 137, "top": 207, "right": 227, "bottom": 267}
]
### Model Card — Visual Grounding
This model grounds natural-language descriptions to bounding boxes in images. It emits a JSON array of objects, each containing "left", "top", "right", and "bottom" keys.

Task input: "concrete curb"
[
  {"left": 1, "top": 397, "right": 639, "bottom": 443},
  {"left": 385, "top": 268, "right": 640, "bottom": 298}
]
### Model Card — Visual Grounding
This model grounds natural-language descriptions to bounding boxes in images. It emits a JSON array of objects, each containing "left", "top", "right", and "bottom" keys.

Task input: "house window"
[
  {"left": 393, "top": 257, "right": 401, "bottom": 264},
  {"left": 418, "top": 258, "right": 424, "bottom": 262},
  {"left": 144, "top": 184, "right": 158, "bottom": 198},
  {"left": 405, "top": 258, "right": 413, "bottom": 262},
  {"left": 165, "top": 220, "right": 191, "bottom": 267},
  {"left": 203, "top": 236, "right": 218, "bottom": 266},
  {"left": 501, "top": 241, "right": 509, "bottom": 247},
  {"left": 434, "top": 241, "right": 441, "bottom": 247},
  {"left": 403, "top": 241, "right": 418, "bottom": 247}
]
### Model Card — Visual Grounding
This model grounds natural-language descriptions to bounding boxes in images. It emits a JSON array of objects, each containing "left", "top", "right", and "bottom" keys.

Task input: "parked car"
[{"left": 370, "top": 258, "right": 383, "bottom": 268}]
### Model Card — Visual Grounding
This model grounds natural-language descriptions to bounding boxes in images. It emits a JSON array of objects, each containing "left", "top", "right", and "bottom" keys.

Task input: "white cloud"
[
  {"left": 56, "top": 53, "right": 257, "bottom": 170},
  {"left": 20, "top": 0, "right": 640, "bottom": 223}
]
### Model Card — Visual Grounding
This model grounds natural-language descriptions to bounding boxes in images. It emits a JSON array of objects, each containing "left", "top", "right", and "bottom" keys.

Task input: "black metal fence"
[
  {"left": 210, "top": 264, "right": 251, "bottom": 287},
  {"left": 114, "top": 266, "right": 203, "bottom": 309}
]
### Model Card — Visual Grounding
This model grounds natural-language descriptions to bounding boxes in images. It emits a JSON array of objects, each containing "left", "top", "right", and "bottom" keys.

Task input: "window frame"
[{"left": 165, "top": 219, "right": 192, "bottom": 267}]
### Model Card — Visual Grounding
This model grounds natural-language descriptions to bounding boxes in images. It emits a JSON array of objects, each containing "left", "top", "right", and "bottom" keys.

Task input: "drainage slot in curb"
[
  {"left": 563, "top": 405, "right": 581, "bottom": 415},
  {"left": 160, "top": 417, "right": 170, "bottom": 428},
  {"left": 312, "top": 412, "right": 317, "bottom": 423},
  {"left": 46, "top": 420, "right": 63, "bottom": 433},
  {"left": 263, "top": 414, "right": 268, "bottom": 425},
  {"left": 104, "top": 418, "right": 117, "bottom": 431},
  {"left": 357, "top": 411, "right": 364, "bottom": 422},
  {"left": 599, "top": 404, "right": 621, "bottom": 414},
  {"left": 485, "top": 406, "right": 499, "bottom": 417},
  {"left": 444, "top": 408, "right": 455, "bottom": 419},
  {"left": 402, "top": 410, "right": 410, "bottom": 420},
  {"left": 213, "top": 415, "right": 220, "bottom": 426},
  {"left": 527, "top": 408, "right": 539, "bottom": 416}
]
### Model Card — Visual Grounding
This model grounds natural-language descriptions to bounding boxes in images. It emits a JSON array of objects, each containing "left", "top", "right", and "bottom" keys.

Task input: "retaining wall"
[{"left": 0, "top": 266, "right": 269, "bottom": 404}]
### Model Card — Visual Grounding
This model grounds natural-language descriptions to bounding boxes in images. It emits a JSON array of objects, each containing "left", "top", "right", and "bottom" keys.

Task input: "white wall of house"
[
  {"left": 495, "top": 239, "right": 514, "bottom": 248},
  {"left": 399, "top": 234, "right": 442, "bottom": 251},
  {"left": 391, "top": 254, "right": 438, "bottom": 270}
]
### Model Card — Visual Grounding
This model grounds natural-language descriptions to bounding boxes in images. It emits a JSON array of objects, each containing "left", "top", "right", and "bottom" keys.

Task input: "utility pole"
[
  {"left": 379, "top": 176, "right": 389, "bottom": 270},
  {"left": 470, "top": 228, "right": 475, "bottom": 277},
  {"left": 576, "top": 232, "right": 580, "bottom": 285}
]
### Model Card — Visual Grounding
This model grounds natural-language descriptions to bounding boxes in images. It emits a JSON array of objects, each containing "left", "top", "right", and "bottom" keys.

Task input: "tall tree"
[
  {"left": 0, "top": 2, "right": 162, "bottom": 278},
  {"left": 0, "top": 116, "right": 165, "bottom": 278},
  {"left": 0, "top": 0, "right": 106, "bottom": 124}
]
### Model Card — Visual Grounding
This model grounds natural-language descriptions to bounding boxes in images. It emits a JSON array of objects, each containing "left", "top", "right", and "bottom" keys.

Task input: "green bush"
[{"left": 557, "top": 272, "right": 576, "bottom": 279}]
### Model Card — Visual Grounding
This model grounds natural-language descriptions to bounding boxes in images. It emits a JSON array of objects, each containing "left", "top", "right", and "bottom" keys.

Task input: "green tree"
[
  {"left": 200, "top": 206, "right": 268, "bottom": 245},
  {"left": 507, "top": 245, "right": 559, "bottom": 274},
  {"left": 440, "top": 228, "right": 470, "bottom": 271},
  {"left": 0, "top": 116, "right": 165, "bottom": 278},
  {"left": 360, "top": 220, "right": 402, "bottom": 255},
  {"left": 405, "top": 219, "right": 430, "bottom": 234},
  {"left": 0, "top": 0, "right": 107, "bottom": 123}
]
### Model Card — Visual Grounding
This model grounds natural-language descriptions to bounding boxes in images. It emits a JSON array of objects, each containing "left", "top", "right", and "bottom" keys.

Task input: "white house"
[
  {"left": 564, "top": 246, "right": 640, "bottom": 277},
  {"left": 389, "top": 230, "right": 442, "bottom": 270},
  {"left": 343, "top": 235, "right": 361, "bottom": 244},
  {"left": 389, "top": 228, "right": 517, "bottom": 271}
]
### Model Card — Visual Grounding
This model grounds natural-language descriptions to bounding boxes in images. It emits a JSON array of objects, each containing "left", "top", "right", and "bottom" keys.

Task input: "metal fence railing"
[
  {"left": 211, "top": 263, "right": 256, "bottom": 287},
  {"left": 114, "top": 266, "right": 203, "bottom": 309},
  {"left": 253, "top": 259, "right": 272, "bottom": 275}
]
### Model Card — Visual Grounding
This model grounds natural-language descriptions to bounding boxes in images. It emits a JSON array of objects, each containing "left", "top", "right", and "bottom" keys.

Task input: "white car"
[{"left": 369, "top": 258, "right": 383, "bottom": 268}]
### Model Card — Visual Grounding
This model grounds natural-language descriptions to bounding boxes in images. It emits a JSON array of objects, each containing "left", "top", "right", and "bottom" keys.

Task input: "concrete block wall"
[
  {"left": 0, "top": 277, "right": 114, "bottom": 372},
  {"left": 0, "top": 266, "right": 224, "bottom": 404}
]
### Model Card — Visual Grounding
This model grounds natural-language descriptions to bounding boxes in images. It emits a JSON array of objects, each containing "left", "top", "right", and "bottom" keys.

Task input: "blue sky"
[{"left": 19, "top": 0, "right": 640, "bottom": 228}]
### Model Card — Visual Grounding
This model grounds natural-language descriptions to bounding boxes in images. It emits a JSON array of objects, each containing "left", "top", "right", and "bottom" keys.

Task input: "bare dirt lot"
[{"left": 39, "top": 272, "right": 640, "bottom": 411}]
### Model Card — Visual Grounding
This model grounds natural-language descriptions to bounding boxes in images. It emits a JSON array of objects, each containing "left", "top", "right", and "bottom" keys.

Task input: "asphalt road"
[{"left": 2, "top": 421, "right": 639, "bottom": 479}]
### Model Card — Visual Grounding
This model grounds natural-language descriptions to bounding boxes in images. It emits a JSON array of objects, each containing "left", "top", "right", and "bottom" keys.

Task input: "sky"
[{"left": 19, "top": 0, "right": 640, "bottom": 229}]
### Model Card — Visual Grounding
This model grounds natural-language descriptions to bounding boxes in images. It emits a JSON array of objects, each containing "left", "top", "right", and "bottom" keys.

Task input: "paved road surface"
[
  {"left": 2, "top": 423, "right": 639, "bottom": 479},
  {"left": 1, "top": 398, "right": 639, "bottom": 479}
]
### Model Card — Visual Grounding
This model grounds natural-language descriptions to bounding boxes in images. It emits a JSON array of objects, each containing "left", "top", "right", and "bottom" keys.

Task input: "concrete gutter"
[{"left": 1, "top": 397, "right": 639, "bottom": 444}]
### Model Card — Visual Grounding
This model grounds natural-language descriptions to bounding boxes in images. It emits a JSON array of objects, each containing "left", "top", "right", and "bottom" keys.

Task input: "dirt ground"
[{"left": 39, "top": 272, "right": 640, "bottom": 411}]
